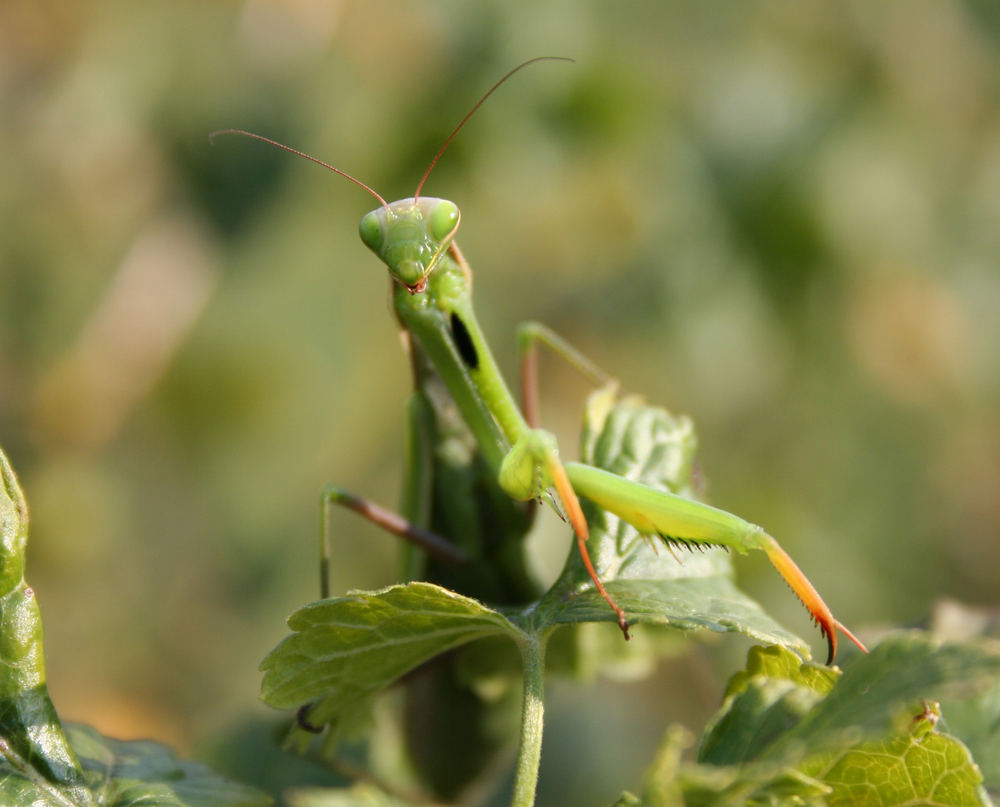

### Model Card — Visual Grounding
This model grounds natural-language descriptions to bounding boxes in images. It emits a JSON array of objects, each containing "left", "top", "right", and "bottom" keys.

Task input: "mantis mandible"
[{"left": 211, "top": 58, "right": 866, "bottom": 664}]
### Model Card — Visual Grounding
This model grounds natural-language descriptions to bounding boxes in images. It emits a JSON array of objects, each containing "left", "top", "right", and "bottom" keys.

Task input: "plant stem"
[{"left": 511, "top": 634, "right": 546, "bottom": 807}]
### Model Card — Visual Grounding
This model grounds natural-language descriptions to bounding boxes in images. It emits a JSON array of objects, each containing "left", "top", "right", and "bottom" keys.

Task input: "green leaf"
[
  {"left": 630, "top": 723, "right": 831, "bottom": 807},
  {"left": 931, "top": 600, "right": 1000, "bottom": 794},
  {"left": 1, "top": 723, "right": 273, "bottom": 807},
  {"left": 940, "top": 684, "right": 1000, "bottom": 796},
  {"left": 698, "top": 678, "right": 822, "bottom": 767},
  {"left": 70, "top": 723, "right": 270, "bottom": 807},
  {"left": 260, "top": 583, "right": 523, "bottom": 722},
  {"left": 765, "top": 632, "right": 1000, "bottom": 765},
  {"left": 630, "top": 636, "right": 1000, "bottom": 807},
  {"left": 532, "top": 577, "right": 806, "bottom": 651},
  {"left": 805, "top": 705, "right": 989, "bottom": 807},
  {"left": 1, "top": 447, "right": 271, "bottom": 807},
  {"left": 532, "top": 389, "right": 808, "bottom": 654},
  {"left": 0, "top": 448, "right": 92, "bottom": 804},
  {"left": 698, "top": 645, "right": 837, "bottom": 766},
  {"left": 722, "top": 642, "right": 839, "bottom": 701},
  {"left": 670, "top": 765, "right": 830, "bottom": 807},
  {"left": 694, "top": 637, "right": 1000, "bottom": 769},
  {"left": 285, "top": 783, "right": 418, "bottom": 806}
]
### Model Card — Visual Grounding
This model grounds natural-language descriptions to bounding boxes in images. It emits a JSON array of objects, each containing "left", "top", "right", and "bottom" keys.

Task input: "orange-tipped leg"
[
  {"left": 549, "top": 459, "right": 630, "bottom": 640},
  {"left": 762, "top": 534, "right": 867, "bottom": 664}
]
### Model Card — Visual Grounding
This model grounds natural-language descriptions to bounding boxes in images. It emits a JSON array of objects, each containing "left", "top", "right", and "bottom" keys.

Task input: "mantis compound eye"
[
  {"left": 359, "top": 210, "right": 384, "bottom": 253},
  {"left": 428, "top": 200, "right": 460, "bottom": 243}
]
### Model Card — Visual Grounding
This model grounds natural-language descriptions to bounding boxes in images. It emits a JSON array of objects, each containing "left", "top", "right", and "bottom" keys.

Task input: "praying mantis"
[{"left": 211, "top": 58, "right": 866, "bottom": 667}]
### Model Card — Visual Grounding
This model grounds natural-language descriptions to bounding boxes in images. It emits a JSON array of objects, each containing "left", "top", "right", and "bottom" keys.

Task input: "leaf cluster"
[{"left": 5, "top": 391, "right": 1000, "bottom": 807}]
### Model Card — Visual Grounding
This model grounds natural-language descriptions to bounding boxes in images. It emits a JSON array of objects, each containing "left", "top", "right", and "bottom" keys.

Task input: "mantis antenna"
[
  {"left": 208, "top": 128, "right": 390, "bottom": 211},
  {"left": 210, "top": 57, "right": 572, "bottom": 208},
  {"left": 413, "top": 56, "right": 574, "bottom": 201}
]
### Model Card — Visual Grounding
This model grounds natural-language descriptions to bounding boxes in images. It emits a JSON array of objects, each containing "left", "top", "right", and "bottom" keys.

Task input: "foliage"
[
  {"left": 256, "top": 393, "right": 1000, "bottom": 805},
  {"left": 0, "top": 447, "right": 271, "bottom": 807},
  {"left": 619, "top": 641, "right": 1000, "bottom": 807},
  {"left": 5, "top": 381, "right": 1000, "bottom": 806}
]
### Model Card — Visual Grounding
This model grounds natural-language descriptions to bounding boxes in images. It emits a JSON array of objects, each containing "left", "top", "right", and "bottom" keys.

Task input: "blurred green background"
[{"left": 2, "top": 1, "right": 999, "bottom": 804}]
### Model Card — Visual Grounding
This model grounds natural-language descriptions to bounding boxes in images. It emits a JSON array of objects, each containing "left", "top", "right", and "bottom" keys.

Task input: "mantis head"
[
  {"left": 357, "top": 57, "right": 569, "bottom": 294},
  {"left": 359, "top": 198, "right": 461, "bottom": 294},
  {"left": 210, "top": 59, "right": 567, "bottom": 295}
]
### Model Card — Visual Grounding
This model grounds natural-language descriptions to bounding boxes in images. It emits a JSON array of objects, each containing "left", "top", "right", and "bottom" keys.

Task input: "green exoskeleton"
[{"left": 211, "top": 59, "right": 866, "bottom": 669}]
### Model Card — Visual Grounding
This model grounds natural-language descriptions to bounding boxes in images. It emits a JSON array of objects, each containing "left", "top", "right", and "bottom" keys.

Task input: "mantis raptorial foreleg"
[
  {"left": 497, "top": 424, "right": 632, "bottom": 637},
  {"left": 498, "top": 321, "right": 632, "bottom": 635},
  {"left": 514, "top": 321, "right": 868, "bottom": 662}
]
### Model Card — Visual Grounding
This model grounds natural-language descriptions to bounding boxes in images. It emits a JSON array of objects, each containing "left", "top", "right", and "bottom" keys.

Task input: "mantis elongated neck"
[{"left": 392, "top": 248, "right": 529, "bottom": 474}]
